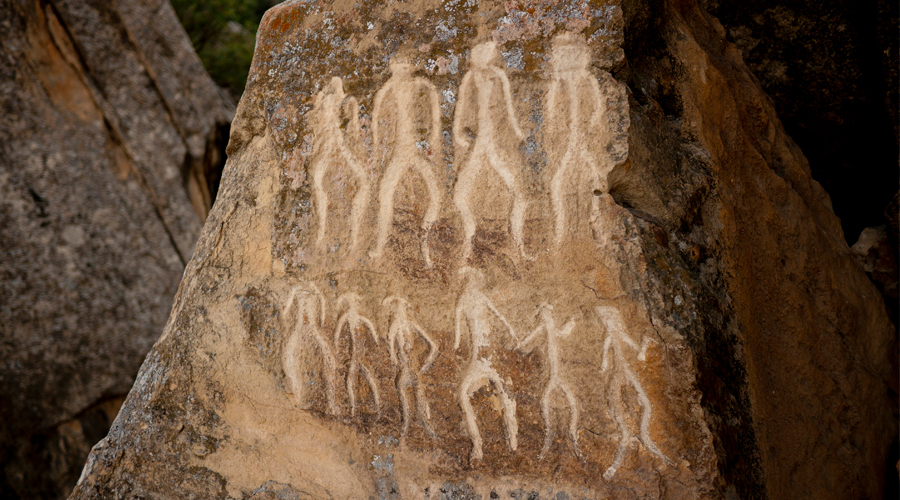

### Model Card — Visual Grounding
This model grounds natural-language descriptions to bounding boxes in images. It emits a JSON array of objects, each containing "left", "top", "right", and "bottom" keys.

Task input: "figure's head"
[
  {"left": 389, "top": 53, "right": 415, "bottom": 76},
  {"left": 458, "top": 266, "right": 485, "bottom": 286},
  {"left": 326, "top": 76, "right": 344, "bottom": 97},
  {"left": 337, "top": 292, "right": 362, "bottom": 310},
  {"left": 470, "top": 41, "right": 500, "bottom": 68},
  {"left": 382, "top": 296, "right": 408, "bottom": 309},
  {"left": 550, "top": 32, "right": 590, "bottom": 73}
]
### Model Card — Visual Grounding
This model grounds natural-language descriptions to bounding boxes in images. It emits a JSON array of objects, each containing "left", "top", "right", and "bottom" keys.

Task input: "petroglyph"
[
  {"left": 454, "top": 267, "right": 519, "bottom": 461},
  {"left": 282, "top": 284, "right": 340, "bottom": 416},
  {"left": 596, "top": 306, "right": 673, "bottom": 480},
  {"left": 309, "top": 77, "right": 370, "bottom": 252},
  {"left": 518, "top": 303, "right": 579, "bottom": 460},
  {"left": 334, "top": 293, "right": 381, "bottom": 417},
  {"left": 370, "top": 55, "right": 443, "bottom": 266},
  {"left": 546, "top": 33, "right": 615, "bottom": 249},
  {"left": 453, "top": 41, "right": 530, "bottom": 262},
  {"left": 383, "top": 296, "right": 439, "bottom": 440}
]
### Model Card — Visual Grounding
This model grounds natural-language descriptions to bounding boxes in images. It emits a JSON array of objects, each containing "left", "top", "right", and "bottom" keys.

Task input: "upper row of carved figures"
[
  {"left": 280, "top": 269, "right": 673, "bottom": 479},
  {"left": 301, "top": 34, "right": 618, "bottom": 266}
]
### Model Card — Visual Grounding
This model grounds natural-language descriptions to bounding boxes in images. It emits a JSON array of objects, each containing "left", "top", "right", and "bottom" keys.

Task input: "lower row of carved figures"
[
  {"left": 281, "top": 271, "right": 673, "bottom": 479},
  {"left": 306, "top": 35, "right": 614, "bottom": 265}
]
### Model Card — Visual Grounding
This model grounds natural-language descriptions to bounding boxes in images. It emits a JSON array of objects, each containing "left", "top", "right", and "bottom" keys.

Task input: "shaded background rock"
[
  {"left": 69, "top": 0, "right": 895, "bottom": 499},
  {"left": 0, "top": 0, "right": 233, "bottom": 497}
]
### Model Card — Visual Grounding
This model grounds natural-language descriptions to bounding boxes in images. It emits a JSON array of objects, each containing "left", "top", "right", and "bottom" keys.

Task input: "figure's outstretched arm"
[
  {"left": 452, "top": 72, "right": 473, "bottom": 150},
  {"left": 371, "top": 84, "right": 391, "bottom": 150},
  {"left": 342, "top": 96, "right": 361, "bottom": 142},
  {"left": 414, "top": 322, "right": 438, "bottom": 373},
  {"left": 638, "top": 336, "right": 651, "bottom": 362},
  {"left": 361, "top": 316, "right": 379, "bottom": 344},
  {"left": 494, "top": 67, "right": 525, "bottom": 141},
  {"left": 424, "top": 80, "right": 442, "bottom": 155},
  {"left": 454, "top": 302, "right": 466, "bottom": 349},
  {"left": 387, "top": 320, "right": 400, "bottom": 365},
  {"left": 517, "top": 324, "right": 544, "bottom": 353},
  {"left": 587, "top": 74, "right": 606, "bottom": 130},
  {"left": 334, "top": 314, "right": 349, "bottom": 346},
  {"left": 487, "top": 299, "right": 518, "bottom": 342},
  {"left": 600, "top": 334, "right": 613, "bottom": 372},
  {"left": 560, "top": 319, "right": 576, "bottom": 338}
]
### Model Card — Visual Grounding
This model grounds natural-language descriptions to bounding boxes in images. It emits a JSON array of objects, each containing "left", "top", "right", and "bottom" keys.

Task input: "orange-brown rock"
[{"left": 69, "top": 0, "right": 895, "bottom": 499}]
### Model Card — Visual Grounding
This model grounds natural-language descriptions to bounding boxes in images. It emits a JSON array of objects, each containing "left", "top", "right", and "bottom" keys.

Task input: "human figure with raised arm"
[
  {"left": 334, "top": 293, "right": 381, "bottom": 417},
  {"left": 282, "top": 284, "right": 340, "bottom": 416},
  {"left": 595, "top": 305, "right": 673, "bottom": 480},
  {"left": 454, "top": 267, "right": 519, "bottom": 461},
  {"left": 383, "top": 296, "right": 439, "bottom": 441},
  {"left": 370, "top": 54, "right": 443, "bottom": 266},
  {"left": 309, "top": 77, "right": 370, "bottom": 252},
  {"left": 546, "top": 33, "right": 614, "bottom": 250},
  {"left": 518, "top": 302, "right": 579, "bottom": 460},
  {"left": 453, "top": 41, "right": 530, "bottom": 262}
]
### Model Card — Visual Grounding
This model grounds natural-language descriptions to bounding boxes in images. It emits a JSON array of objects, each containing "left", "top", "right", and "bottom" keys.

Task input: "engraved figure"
[
  {"left": 518, "top": 302, "right": 579, "bottom": 460},
  {"left": 309, "top": 76, "right": 370, "bottom": 252},
  {"left": 546, "top": 33, "right": 614, "bottom": 249},
  {"left": 383, "top": 296, "right": 439, "bottom": 440},
  {"left": 454, "top": 267, "right": 519, "bottom": 461},
  {"left": 595, "top": 306, "right": 673, "bottom": 480},
  {"left": 453, "top": 41, "right": 529, "bottom": 262},
  {"left": 334, "top": 293, "right": 381, "bottom": 417},
  {"left": 282, "top": 284, "right": 340, "bottom": 416},
  {"left": 370, "top": 55, "right": 443, "bottom": 266}
]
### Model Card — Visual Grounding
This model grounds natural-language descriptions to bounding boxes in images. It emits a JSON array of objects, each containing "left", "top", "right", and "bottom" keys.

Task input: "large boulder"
[
  {"left": 0, "top": 0, "right": 232, "bottom": 497},
  {"left": 70, "top": 0, "right": 896, "bottom": 498}
]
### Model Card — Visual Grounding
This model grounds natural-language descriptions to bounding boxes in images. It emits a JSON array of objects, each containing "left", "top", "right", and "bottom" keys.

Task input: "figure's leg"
[
  {"left": 344, "top": 150, "right": 370, "bottom": 253},
  {"left": 347, "top": 359, "right": 359, "bottom": 417},
  {"left": 414, "top": 376, "right": 437, "bottom": 439},
  {"left": 626, "top": 368, "right": 673, "bottom": 466},
  {"left": 488, "top": 372, "right": 518, "bottom": 452},
  {"left": 311, "top": 159, "right": 330, "bottom": 248},
  {"left": 539, "top": 383, "right": 555, "bottom": 460},
  {"left": 360, "top": 363, "right": 381, "bottom": 417},
  {"left": 316, "top": 335, "right": 341, "bottom": 416},
  {"left": 371, "top": 160, "right": 406, "bottom": 259},
  {"left": 458, "top": 372, "right": 487, "bottom": 461},
  {"left": 397, "top": 371, "right": 411, "bottom": 439},
  {"left": 560, "top": 383, "right": 581, "bottom": 457},
  {"left": 415, "top": 159, "right": 443, "bottom": 267},
  {"left": 551, "top": 148, "right": 574, "bottom": 250},
  {"left": 489, "top": 150, "right": 531, "bottom": 260},
  {"left": 603, "top": 375, "right": 631, "bottom": 480},
  {"left": 452, "top": 158, "right": 480, "bottom": 262}
]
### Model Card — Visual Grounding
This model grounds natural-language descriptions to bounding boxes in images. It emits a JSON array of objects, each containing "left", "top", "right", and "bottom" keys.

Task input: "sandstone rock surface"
[
  {"left": 70, "top": 0, "right": 896, "bottom": 499},
  {"left": 0, "top": 0, "right": 232, "bottom": 496}
]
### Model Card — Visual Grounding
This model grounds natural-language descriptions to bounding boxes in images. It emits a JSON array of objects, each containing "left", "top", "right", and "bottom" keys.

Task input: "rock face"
[
  {"left": 70, "top": 0, "right": 896, "bottom": 499},
  {"left": 0, "top": 0, "right": 233, "bottom": 497}
]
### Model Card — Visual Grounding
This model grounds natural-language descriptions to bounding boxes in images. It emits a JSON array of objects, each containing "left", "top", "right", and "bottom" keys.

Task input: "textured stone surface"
[
  {"left": 0, "top": 0, "right": 232, "bottom": 497},
  {"left": 70, "top": 0, "right": 895, "bottom": 499}
]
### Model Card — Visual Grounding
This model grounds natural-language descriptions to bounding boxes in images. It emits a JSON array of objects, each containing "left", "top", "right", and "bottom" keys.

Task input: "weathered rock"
[
  {"left": 0, "top": 0, "right": 232, "bottom": 496},
  {"left": 70, "top": 0, "right": 895, "bottom": 499}
]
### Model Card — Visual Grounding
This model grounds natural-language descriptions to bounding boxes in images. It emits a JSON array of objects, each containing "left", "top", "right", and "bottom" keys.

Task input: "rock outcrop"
[
  {"left": 70, "top": 0, "right": 896, "bottom": 499},
  {"left": 0, "top": 0, "right": 233, "bottom": 497}
]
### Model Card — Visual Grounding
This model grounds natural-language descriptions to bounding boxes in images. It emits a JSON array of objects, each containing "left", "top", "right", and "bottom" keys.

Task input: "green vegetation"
[{"left": 171, "top": 0, "right": 276, "bottom": 100}]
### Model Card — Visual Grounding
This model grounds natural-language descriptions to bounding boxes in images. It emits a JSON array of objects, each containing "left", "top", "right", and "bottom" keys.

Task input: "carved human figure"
[
  {"left": 595, "top": 306, "right": 673, "bottom": 480},
  {"left": 281, "top": 284, "right": 340, "bottom": 416},
  {"left": 334, "top": 293, "right": 381, "bottom": 417},
  {"left": 383, "top": 296, "right": 439, "bottom": 440},
  {"left": 546, "top": 33, "right": 614, "bottom": 249},
  {"left": 454, "top": 267, "right": 519, "bottom": 461},
  {"left": 370, "top": 55, "right": 443, "bottom": 266},
  {"left": 453, "top": 41, "right": 529, "bottom": 262},
  {"left": 518, "top": 302, "right": 579, "bottom": 460},
  {"left": 309, "top": 76, "right": 370, "bottom": 252}
]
